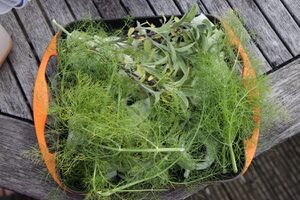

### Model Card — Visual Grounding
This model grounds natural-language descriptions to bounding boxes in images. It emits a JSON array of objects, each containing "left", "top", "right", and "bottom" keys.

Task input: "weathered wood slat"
[
  {"left": 0, "top": 63, "right": 31, "bottom": 120},
  {"left": 16, "top": 0, "right": 75, "bottom": 80},
  {"left": 286, "top": 136, "right": 300, "bottom": 180},
  {"left": 65, "top": 0, "right": 100, "bottom": 20},
  {"left": 199, "top": 0, "right": 272, "bottom": 73},
  {"left": 254, "top": 0, "right": 300, "bottom": 55},
  {"left": 39, "top": 0, "right": 74, "bottom": 29},
  {"left": 39, "top": 0, "right": 80, "bottom": 78},
  {"left": 121, "top": 0, "right": 154, "bottom": 17},
  {"left": 201, "top": 0, "right": 292, "bottom": 67},
  {"left": 251, "top": 155, "right": 296, "bottom": 199},
  {"left": 200, "top": 0, "right": 230, "bottom": 17},
  {"left": 93, "top": 0, "right": 127, "bottom": 18},
  {"left": 147, "top": 0, "right": 181, "bottom": 15},
  {"left": 16, "top": 0, "right": 53, "bottom": 60},
  {"left": 204, "top": 185, "right": 232, "bottom": 200},
  {"left": 0, "top": 115, "right": 65, "bottom": 199},
  {"left": 173, "top": 0, "right": 206, "bottom": 13},
  {"left": 262, "top": 154, "right": 298, "bottom": 199},
  {"left": 257, "top": 57, "right": 300, "bottom": 154},
  {"left": 239, "top": 166, "right": 273, "bottom": 200},
  {"left": 223, "top": 179, "right": 248, "bottom": 200},
  {"left": 232, "top": 164, "right": 292, "bottom": 200},
  {"left": 281, "top": 0, "right": 300, "bottom": 26},
  {"left": 276, "top": 138, "right": 300, "bottom": 199},
  {"left": 280, "top": 137, "right": 300, "bottom": 177},
  {"left": 275, "top": 150, "right": 300, "bottom": 199},
  {"left": 0, "top": 12, "right": 38, "bottom": 108},
  {"left": 225, "top": 0, "right": 293, "bottom": 66}
]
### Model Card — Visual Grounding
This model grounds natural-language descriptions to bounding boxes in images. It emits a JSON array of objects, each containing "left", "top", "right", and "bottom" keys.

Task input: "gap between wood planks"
[
  {"left": 223, "top": 0, "right": 293, "bottom": 66},
  {"left": 266, "top": 53, "right": 300, "bottom": 75},
  {"left": 252, "top": 0, "right": 300, "bottom": 56},
  {"left": 199, "top": 0, "right": 272, "bottom": 72},
  {"left": 199, "top": 0, "right": 272, "bottom": 70},
  {"left": 280, "top": 0, "right": 300, "bottom": 27},
  {"left": 0, "top": 111, "right": 33, "bottom": 124}
]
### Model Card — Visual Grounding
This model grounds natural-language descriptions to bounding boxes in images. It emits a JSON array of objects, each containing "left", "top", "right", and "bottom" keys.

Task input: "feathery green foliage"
[{"left": 47, "top": 6, "right": 268, "bottom": 199}]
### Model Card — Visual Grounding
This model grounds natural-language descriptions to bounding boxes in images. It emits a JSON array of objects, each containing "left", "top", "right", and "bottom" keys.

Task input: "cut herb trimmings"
[{"left": 49, "top": 6, "right": 266, "bottom": 199}]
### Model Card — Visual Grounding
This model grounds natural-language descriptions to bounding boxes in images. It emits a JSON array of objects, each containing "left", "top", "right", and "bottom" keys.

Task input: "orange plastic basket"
[{"left": 33, "top": 17, "right": 260, "bottom": 193}]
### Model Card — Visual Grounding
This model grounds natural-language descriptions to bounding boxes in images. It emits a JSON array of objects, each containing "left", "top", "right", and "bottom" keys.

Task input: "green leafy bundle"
[{"left": 49, "top": 6, "right": 267, "bottom": 199}]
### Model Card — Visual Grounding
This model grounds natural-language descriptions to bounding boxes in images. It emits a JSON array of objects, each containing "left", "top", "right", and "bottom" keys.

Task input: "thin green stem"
[
  {"left": 52, "top": 19, "right": 71, "bottom": 36},
  {"left": 92, "top": 163, "right": 97, "bottom": 191},
  {"left": 97, "top": 156, "right": 180, "bottom": 197},
  {"left": 97, "top": 144, "right": 185, "bottom": 153},
  {"left": 229, "top": 144, "right": 238, "bottom": 173},
  {"left": 105, "top": 188, "right": 168, "bottom": 193}
]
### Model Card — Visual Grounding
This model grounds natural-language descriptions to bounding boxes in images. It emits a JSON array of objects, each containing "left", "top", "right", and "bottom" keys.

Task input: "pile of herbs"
[{"left": 49, "top": 6, "right": 266, "bottom": 199}]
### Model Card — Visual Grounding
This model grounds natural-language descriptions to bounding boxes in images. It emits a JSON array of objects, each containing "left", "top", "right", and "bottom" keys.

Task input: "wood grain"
[
  {"left": 226, "top": 0, "right": 293, "bottom": 66},
  {"left": 65, "top": 0, "right": 100, "bottom": 20},
  {"left": 0, "top": 63, "right": 31, "bottom": 120},
  {"left": 147, "top": 0, "right": 181, "bottom": 15},
  {"left": 200, "top": 0, "right": 231, "bottom": 17},
  {"left": 204, "top": 184, "right": 232, "bottom": 200},
  {"left": 15, "top": 0, "right": 75, "bottom": 91},
  {"left": 0, "top": 115, "right": 66, "bottom": 200},
  {"left": 281, "top": 0, "right": 300, "bottom": 26},
  {"left": 257, "top": 57, "right": 300, "bottom": 154},
  {"left": 16, "top": 0, "right": 53, "bottom": 60},
  {"left": 0, "top": 12, "right": 38, "bottom": 108},
  {"left": 121, "top": 0, "right": 154, "bottom": 17},
  {"left": 39, "top": 0, "right": 74, "bottom": 29},
  {"left": 254, "top": 0, "right": 300, "bottom": 55},
  {"left": 173, "top": 0, "right": 206, "bottom": 13},
  {"left": 200, "top": 0, "right": 272, "bottom": 73},
  {"left": 93, "top": 0, "right": 127, "bottom": 18}
]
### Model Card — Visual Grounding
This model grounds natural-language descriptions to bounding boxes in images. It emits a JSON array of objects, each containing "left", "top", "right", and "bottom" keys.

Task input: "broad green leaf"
[
  {"left": 172, "top": 5, "right": 198, "bottom": 28},
  {"left": 153, "top": 55, "right": 168, "bottom": 65},
  {"left": 177, "top": 151, "right": 197, "bottom": 170},
  {"left": 143, "top": 65, "right": 163, "bottom": 79},
  {"left": 196, "top": 141, "right": 217, "bottom": 170},
  {"left": 139, "top": 83, "right": 162, "bottom": 104},
  {"left": 175, "top": 42, "right": 195, "bottom": 52},
  {"left": 127, "top": 98, "right": 151, "bottom": 124},
  {"left": 174, "top": 57, "right": 189, "bottom": 75},
  {"left": 150, "top": 39, "right": 170, "bottom": 51},
  {"left": 144, "top": 38, "right": 152, "bottom": 53},
  {"left": 174, "top": 90, "right": 189, "bottom": 110},
  {"left": 136, "top": 65, "right": 146, "bottom": 82},
  {"left": 127, "top": 27, "right": 135, "bottom": 37},
  {"left": 174, "top": 68, "right": 190, "bottom": 87},
  {"left": 183, "top": 5, "right": 198, "bottom": 22}
]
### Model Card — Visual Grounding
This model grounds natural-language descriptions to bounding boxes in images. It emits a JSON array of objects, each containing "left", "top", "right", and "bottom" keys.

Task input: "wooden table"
[{"left": 0, "top": 0, "right": 299, "bottom": 199}]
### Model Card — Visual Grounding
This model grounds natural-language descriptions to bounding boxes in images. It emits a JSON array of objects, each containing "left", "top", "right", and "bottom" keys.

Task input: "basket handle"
[
  {"left": 33, "top": 33, "right": 64, "bottom": 188},
  {"left": 223, "top": 22, "right": 261, "bottom": 174}
]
